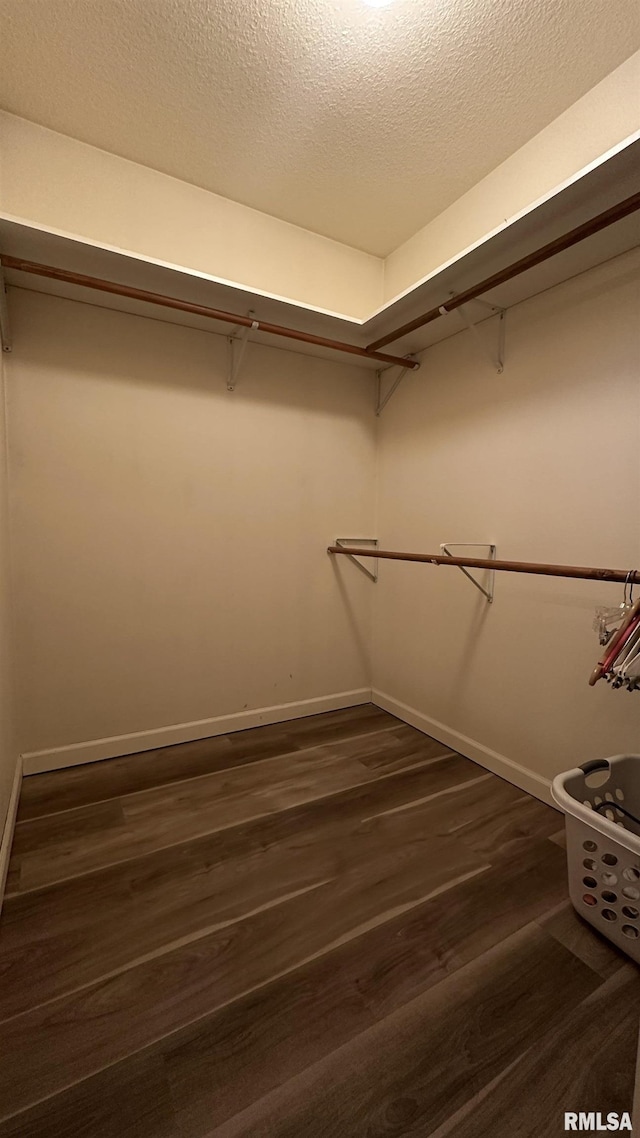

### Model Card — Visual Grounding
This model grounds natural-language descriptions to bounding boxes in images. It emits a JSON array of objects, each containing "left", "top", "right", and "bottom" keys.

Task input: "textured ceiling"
[{"left": 0, "top": 0, "right": 638, "bottom": 256}]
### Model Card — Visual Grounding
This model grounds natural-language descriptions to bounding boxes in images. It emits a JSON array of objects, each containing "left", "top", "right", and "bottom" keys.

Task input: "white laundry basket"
[{"left": 552, "top": 756, "right": 640, "bottom": 964}]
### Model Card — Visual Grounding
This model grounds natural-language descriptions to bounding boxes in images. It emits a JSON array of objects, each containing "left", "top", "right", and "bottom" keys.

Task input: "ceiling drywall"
[{"left": 0, "top": 0, "right": 638, "bottom": 257}]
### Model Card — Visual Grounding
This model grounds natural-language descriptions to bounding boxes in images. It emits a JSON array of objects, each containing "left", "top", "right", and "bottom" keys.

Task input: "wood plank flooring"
[{"left": 0, "top": 703, "right": 636, "bottom": 1136}]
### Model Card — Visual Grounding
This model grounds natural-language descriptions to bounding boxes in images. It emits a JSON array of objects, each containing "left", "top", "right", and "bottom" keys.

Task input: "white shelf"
[{"left": 1, "top": 136, "right": 638, "bottom": 370}]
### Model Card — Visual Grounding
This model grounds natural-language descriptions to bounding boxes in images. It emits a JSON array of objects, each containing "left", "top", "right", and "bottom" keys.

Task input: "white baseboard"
[
  {"left": 21, "top": 689, "right": 373, "bottom": 775},
  {"left": 0, "top": 757, "right": 22, "bottom": 912},
  {"left": 372, "top": 689, "right": 555, "bottom": 808}
]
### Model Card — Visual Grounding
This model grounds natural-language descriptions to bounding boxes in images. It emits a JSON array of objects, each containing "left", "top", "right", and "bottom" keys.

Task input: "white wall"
[
  {"left": 0, "top": 349, "right": 17, "bottom": 850},
  {"left": 374, "top": 249, "right": 640, "bottom": 796},
  {"left": 6, "top": 289, "right": 376, "bottom": 765}
]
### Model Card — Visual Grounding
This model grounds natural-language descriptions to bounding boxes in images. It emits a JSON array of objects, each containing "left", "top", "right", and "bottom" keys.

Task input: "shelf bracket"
[
  {"left": 375, "top": 356, "right": 418, "bottom": 416},
  {"left": 440, "top": 542, "right": 496, "bottom": 603},
  {"left": 450, "top": 299, "right": 505, "bottom": 374},
  {"left": 227, "top": 311, "right": 259, "bottom": 391},
  {"left": 0, "top": 264, "right": 11, "bottom": 354},
  {"left": 334, "top": 538, "right": 379, "bottom": 582}
]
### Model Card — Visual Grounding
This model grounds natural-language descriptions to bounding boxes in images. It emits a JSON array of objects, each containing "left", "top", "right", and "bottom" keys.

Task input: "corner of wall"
[
  {"left": 371, "top": 690, "right": 555, "bottom": 808},
  {"left": 0, "top": 756, "right": 21, "bottom": 912},
  {"left": 0, "top": 346, "right": 20, "bottom": 909}
]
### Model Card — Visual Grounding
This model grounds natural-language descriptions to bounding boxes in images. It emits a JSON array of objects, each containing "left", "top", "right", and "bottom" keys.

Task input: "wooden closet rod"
[
  {"left": 367, "top": 190, "right": 640, "bottom": 351},
  {"left": 0, "top": 255, "right": 419, "bottom": 372},
  {"left": 328, "top": 546, "right": 640, "bottom": 585}
]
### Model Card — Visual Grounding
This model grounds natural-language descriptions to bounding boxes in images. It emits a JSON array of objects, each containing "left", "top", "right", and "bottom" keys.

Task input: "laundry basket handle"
[{"left": 579, "top": 759, "right": 610, "bottom": 774}]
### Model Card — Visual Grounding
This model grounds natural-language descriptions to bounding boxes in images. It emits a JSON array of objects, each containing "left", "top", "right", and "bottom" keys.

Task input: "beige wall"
[
  {"left": 3, "top": 252, "right": 639, "bottom": 796},
  {"left": 384, "top": 51, "right": 640, "bottom": 302},
  {"left": 373, "top": 249, "right": 640, "bottom": 794},
  {"left": 0, "top": 112, "right": 383, "bottom": 321},
  {"left": 6, "top": 289, "right": 376, "bottom": 759},
  {"left": 0, "top": 350, "right": 17, "bottom": 841}
]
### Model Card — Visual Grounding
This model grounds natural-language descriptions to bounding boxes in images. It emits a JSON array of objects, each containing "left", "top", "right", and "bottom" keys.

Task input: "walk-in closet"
[{"left": 0, "top": 3, "right": 638, "bottom": 1135}]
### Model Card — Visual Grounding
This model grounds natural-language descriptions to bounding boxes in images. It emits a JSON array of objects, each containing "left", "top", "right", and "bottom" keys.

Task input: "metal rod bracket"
[
  {"left": 455, "top": 299, "right": 506, "bottom": 374},
  {"left": 375, "top": 356, "right": 418, "bottom": 415},
  {"left": 228, "top": 312, "right": 258, "bottom": 391},
  {"left": 334, "top": 538, "right": 379, "bottom": 582},
  {"left": 440, "top": 543, "right": 497, "bottom": 603},
  {"left": 0, "top": 264, "right": 11, "bottom": 353}
]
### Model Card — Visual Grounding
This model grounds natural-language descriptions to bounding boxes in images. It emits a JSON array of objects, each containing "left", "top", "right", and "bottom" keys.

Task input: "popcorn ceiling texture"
[{"left": 0, "top": 0, "right": 638, "bottom": 255}]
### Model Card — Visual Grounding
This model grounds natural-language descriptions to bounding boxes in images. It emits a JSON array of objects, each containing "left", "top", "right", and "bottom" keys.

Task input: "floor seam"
[
  {"left": 0, "top": 878, "right": 335, "bottom": 1027},
  {"left": 6, "top": 751, "right": 463, "bottom": 898},
  {"left": 15, "top": 719, "right": 409, "bottom": 825},
  {"left": 362, "top": 773, "right": 492, "bottom": 821},
  {"left": 0, "top": 863, "right": 494, "bottom": 1126}
]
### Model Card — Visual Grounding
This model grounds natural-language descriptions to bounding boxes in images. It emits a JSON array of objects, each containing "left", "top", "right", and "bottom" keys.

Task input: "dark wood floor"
[{"left": 0, "top": 704, "right": 637, "bottom": 1136}]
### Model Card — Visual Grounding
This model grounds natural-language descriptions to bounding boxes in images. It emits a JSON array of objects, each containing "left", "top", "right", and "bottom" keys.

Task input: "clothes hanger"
[{"left": 589, "top": 594, "right": 640, "bottom": 686}]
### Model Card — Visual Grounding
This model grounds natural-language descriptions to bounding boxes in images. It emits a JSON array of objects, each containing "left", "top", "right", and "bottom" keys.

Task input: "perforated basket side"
[
  {"left": 552, "top": 755, "right": 640, "bottom": 857},
  {"left": 564, "top": 813, "right": 640, "bottom": 962}
]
